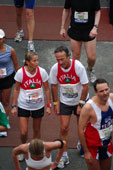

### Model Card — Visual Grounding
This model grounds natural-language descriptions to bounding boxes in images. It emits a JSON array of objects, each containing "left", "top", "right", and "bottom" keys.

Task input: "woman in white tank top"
[{"left": 12, "top": 138, "right": 66, "bottom": 170}]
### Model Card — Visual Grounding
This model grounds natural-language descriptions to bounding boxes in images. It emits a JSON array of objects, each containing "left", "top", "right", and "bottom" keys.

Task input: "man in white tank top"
[{"left": 79, "top": 78, "right": 113, "bottom": 170}]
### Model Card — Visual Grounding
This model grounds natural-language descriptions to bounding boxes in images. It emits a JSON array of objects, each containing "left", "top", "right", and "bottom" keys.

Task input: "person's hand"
[
  {"left": 54, "top": 104, "right": 60, "bottom": 116},
  {"left": 11, "top": 107, "right": 18, "bottom": 116},
  {"left": 51, "top": 162, "right": 57, "bottom": 170},
  {"left": 60, "top": 28, "right": 66, "bottom": 38},
  {"left": 84, "top": 151, "right": 93, "bottom": 164},
  {"left": 89, "top": 27, "right": 98, "bottom": 38},
  {"left": 76, "top": 105, "right": 82, "bottom": 115},
  {"left": 46, "top": 107, "right": 51, "bottom": 115}
]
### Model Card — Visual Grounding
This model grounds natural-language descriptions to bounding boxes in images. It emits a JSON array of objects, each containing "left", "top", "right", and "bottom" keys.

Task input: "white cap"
[{"left": 0, "top": 29, "right": 5, "bottom": 38}]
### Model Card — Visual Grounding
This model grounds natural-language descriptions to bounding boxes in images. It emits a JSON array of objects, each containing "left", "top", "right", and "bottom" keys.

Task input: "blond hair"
[
  {"left": 29, "top": 139, "right": 44, "bottom": 157},
  {"left": 24, "top": 52, "right": 38, "bottom": 65}
]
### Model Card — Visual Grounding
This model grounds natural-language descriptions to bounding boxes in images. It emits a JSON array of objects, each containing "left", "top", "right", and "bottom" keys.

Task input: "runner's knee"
[
  {"left": 72, "top": 49, "right": 81, "bottom": 60},
  {"left": 61, "top": 125, "right": 69, "bottom": 133},
  {"left": 26, "top": 10, "right": 34, "bottom": 20}
]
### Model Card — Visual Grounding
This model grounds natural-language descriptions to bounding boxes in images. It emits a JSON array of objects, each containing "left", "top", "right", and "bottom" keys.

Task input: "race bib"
[
  {"left": 61, "top": 84, "right": 78, "bottom": 98},
  {"left": 98, "top": 125, "right": 112, "bottom": 140},
  {"left": 74, "top": 11, "right": 88, "bottom": 23},
  {"left": 25, "top": 88, "right": 43, "bottom": 104},
  {"left": 0, "top": 68, "right": 7, "bottom": 76}
]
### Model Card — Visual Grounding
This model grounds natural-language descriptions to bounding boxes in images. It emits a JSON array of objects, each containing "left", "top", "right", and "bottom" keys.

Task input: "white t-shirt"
[
  {"left": 49, "top": 59, "right": 88, "bottom": 105},
  {"left": 15, "top": 66, "right": 48, "bottom": 110}
]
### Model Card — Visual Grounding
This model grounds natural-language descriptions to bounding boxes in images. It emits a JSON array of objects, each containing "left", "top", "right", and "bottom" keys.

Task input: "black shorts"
[
  {"left": 60, "top": 102, "right": 78, "bottom": 116},
  {"left": 0, "top": 72, "right": 15, "bottom": 90},
  {"left": 67, "top": 27, "right": 95, "bottom": 42},
  {"left": 18, "top": 107, "right": 44, "bottom": 118}
]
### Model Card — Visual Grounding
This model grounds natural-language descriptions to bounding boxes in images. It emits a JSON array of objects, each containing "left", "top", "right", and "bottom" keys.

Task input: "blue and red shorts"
[
  {"left": 88, "top": 141, "right": 113, "bottom": 160},
  {"left": 14, "top": 0, "right": 35, "bottom": 9}
]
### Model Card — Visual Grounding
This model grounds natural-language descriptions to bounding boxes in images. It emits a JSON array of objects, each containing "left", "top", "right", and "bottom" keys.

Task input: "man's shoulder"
[
  {"left": 74, "top": 59, "right": 83, "bottom": 66},
  {"left": 50, "top": 63, "right": 58, "bottom": 71},
  {"left": 84, "top": 98, "right": 97, "bottom": 112},
  {"left": 74, "top": 59, "right": 86, "bottom": 72},
  {"left": 80, "top": 102, "right": 94, "bottom": 121},
  {"left": 109, "top": 93, "right": 113, "bottom": 102},
  {"left": 84, "top": 101, "right": 93, "bottom": 111},
  {"left": 52, "top": 63, "right": 58, "bottom": 67}
]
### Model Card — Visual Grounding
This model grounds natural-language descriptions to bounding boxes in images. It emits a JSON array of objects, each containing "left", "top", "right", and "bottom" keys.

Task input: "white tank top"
[{"left": 25, "top": 149, "right": 52, "bottom": 169}]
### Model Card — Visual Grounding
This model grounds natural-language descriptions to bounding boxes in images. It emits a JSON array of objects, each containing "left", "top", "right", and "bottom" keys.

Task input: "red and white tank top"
[
  {"left": 57, "top": 59, "right": 82, "bottom": 105},
  {"left": 21, "top": 66, "right": 42, "bottom": 90},
  {"left": 85, "top": 98, "right": 113, "bottom": 147},
  {"left": 20, "top": 66, "right": 43, "bottom": 105},
  {"left": 57, "top": 59, "right": 80, "bottom": 84}
]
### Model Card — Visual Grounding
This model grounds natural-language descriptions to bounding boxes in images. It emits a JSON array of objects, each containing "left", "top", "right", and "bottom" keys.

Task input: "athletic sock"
[{"left": 62, "top": 152, "right": 68, "bottom": 157}]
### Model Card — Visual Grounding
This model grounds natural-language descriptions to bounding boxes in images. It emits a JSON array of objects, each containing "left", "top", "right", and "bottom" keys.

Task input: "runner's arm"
[
  {"left": 80, "top": 83, "right": 89, "bottom": 101},
  {"left": 77, "top": 83, "right": 89, "bottom": 115},
  {"left": 79, "top": 104, "right": 93, "bottom": 163},
  {"left": 43, "top": 80, "right": 52, "bottom": 115},
  {"left": 12, "top": 144, "right": 27, "bottom": 170},
  {"left": 94, "top": 10, "right": 101, "bottom": 28},
  {"left": 11, "top": 81, "right": 21, "bottom": 116},
  {"left": 60, "top": 8, "right": 70, "bottom": 38},
  {"left": 11, "top": 48, "right": 20, "bottom": 72},
  {"left": 51, "top": 84, "right": 58, "bottom": 102},
  {"left": 45, "top": 140, "right": 66, "bottom": 168},
  {"left": 89, "top": 10, "right": 101, "bottom": 38},
  {"left": 51, "top": 84, "right": 59, "bottom": 115}
]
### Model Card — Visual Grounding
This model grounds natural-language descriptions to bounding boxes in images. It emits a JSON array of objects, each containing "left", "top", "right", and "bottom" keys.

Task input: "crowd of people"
[{"left": 0, "top": 0, "right": 113, "bottom": 170}]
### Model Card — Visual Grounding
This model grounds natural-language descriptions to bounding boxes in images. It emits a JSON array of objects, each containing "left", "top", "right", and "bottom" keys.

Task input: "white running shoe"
[
  {"left": 76, "top": 142, "right": 81, "bottom": 151},
  {"left": 18, "top": 154, "right": 25, "bottom": 161},
  {"left": 0, "top": 131, "right": 7, "bottom": 137},
  {"left": 57, "top": 156, "right": 70, "bottom": 169},
  {"left": 14, "top": 30, "right": 24, "bottom": 42},
  {"left": 87, "top": 67, "right": 96, "bottom": 83},
  {"left": 27, "top": 41, "right": 35, "bottom": 52}
]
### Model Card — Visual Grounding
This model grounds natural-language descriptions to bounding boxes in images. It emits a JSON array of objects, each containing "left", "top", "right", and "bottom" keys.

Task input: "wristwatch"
[
  {"left": 78, "top": 100, "right": 85, "bottom": 108},
  {"left": 11, "top": 104, "right": 17, "bottom": 108},
  {"left": 94, "top": 24, "right": 98, "bottom": 28},
  {"left": 78, "top": 103, "right": 84, "bottom": 108}
]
